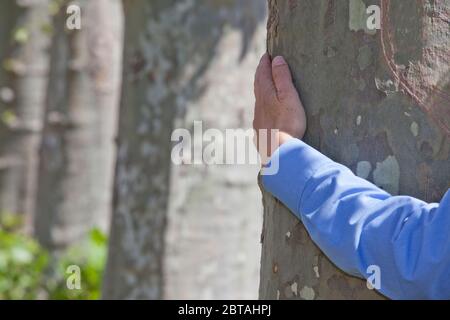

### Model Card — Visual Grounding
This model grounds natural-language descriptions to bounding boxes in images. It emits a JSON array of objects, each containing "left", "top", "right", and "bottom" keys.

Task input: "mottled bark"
[
  {"left": 103, "top": 0, "right": 264, "bottom": 299},
  {"left": 0, "top": 0, "right": 51, "bottom": 228},
  {"left": 34, "top": 0, "right": 123, "bottom": 249},
  {"left": 260, "top": 0, "right": 450, "bottom": 300}
]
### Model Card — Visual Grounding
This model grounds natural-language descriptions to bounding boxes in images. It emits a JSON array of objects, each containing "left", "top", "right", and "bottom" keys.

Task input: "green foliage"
[
  {"left": 0, "top": 216, "right": 107, "bottom": 300},
  {"left": 0, "top": 213, "right": 23, "bottom": 231},
  {"left": 0, "top": 229, "right": 48, "bottom": 299},
  {"left": 13, "top": 27, "right": 29, "bottom": 44},
  {"left": 47, "top": 229, "right": 108, "bottom": 300},
  {"left": 0, "top": 110, "right": 17, "bottom": 127}
]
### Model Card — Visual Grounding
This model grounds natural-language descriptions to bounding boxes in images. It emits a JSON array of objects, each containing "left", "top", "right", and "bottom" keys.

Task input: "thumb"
[{"left": 272, "top": 56, "right": 296, "bottom": 102}]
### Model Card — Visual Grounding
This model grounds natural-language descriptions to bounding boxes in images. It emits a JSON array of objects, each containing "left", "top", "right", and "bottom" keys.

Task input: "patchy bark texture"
[
  {"left": 260, "top": 0, "right": 450, "bottom": 300},
  {"left": 0, "top": 0, "right": 51, "bottom": 227},
  {"left": 34, "top": 0, "right": 123, "bottom": 250},
  {"left": 103, "top": 0, "right": 265, "bottom": 299}
]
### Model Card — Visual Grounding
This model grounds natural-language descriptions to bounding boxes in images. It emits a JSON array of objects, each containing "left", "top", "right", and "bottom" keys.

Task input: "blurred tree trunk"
[
  {"left": 164, "top": 2, "right": 266, "bottom": 300},
  {"left": 0, "top": 1, "right": 20, "bottom": 176},
  {"left": 260, "top": 0, "right": 450, "bottom": 300},
  {"left": 102, "top": 0, "right": 177, "bottom": 300},
  {"left": 34, "top": 0, "right": 123, "bottom": 250},
  {"left": 0, "top": 2, "right": 19, "bottom": 91},
  {"left": 103, "top": 0, "right": 264, "bottom": 299},
  {"left": 0, "top": 0, "right": 51, "bottom": 229}
]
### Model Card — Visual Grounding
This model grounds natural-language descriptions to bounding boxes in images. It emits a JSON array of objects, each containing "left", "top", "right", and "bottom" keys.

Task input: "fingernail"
[{"left": 273, "top": 56, "right": 286, "bottom": 66}]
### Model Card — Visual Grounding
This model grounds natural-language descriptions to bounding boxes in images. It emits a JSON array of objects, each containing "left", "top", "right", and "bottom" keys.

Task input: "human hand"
[{"left": 253, "top": 53, "right": 306, "bottom": 162}]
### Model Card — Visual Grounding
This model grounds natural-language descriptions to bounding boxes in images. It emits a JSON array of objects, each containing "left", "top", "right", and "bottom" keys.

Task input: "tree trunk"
[
  {"left": 0, "top": 1, "right": 20, "bottom": 175},
  {"left": 103, "top": 0, "right": 265, "bottom": 299},
  {"left": 0, "top": 1, "right": 19, "bottom": 89},
  {"left": 0, "top": 0, "right": 51, "bottom": 229},
  {"left": 260, "top": 0, "right": 450, "bottom": 300},
  {"left": 164, "top": 3, "right": 267, "bottom": 299},
  {"left": 34, "top": 0, "right": 123, "bottom": 250}
]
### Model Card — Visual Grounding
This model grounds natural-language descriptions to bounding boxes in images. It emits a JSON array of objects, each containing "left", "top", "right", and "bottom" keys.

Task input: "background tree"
[
  {"left": 259, "top": 0, "right": 450, "bottom": 300},
  {"left": 103, "top": 0, "right": 264, "bottom": 299},
  {"left": 0, "top": 2, "right": 20, "bottom": 102},
  {"left": 164, "top": 2, "right": 267, "bottom": 300},
  {"left": 0, "top": 0, "right": 51, "bottom": 229},
  {"left": 34, "top": 0, "right": 123, "bottom": 250},
  {"left": 0, "top": 1, "right": 20, "bottom": 198}
]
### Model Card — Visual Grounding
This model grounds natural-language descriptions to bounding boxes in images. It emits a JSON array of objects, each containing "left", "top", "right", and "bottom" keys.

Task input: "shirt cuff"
[{"left": 261, "top": 138, "right": 333, "bottom": 216}]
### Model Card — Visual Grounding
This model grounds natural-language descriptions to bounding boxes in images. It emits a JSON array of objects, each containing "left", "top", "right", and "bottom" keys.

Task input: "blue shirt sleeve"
[{"left": 262, "top": 138, "right": 450, "bottom": 300}]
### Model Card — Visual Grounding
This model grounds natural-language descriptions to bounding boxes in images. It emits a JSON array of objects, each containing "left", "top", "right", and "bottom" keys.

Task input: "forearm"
[{"left": 262, "top": 138, "right": 450, "bottom": 299}]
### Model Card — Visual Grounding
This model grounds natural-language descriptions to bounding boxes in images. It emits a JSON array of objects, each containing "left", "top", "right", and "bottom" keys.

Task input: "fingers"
[
  {"left": 254, "top": 53, "right": 276, "bottom": 102},
  {"left": 271, "top": 56, "right": 296, "bottom": 102}
]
